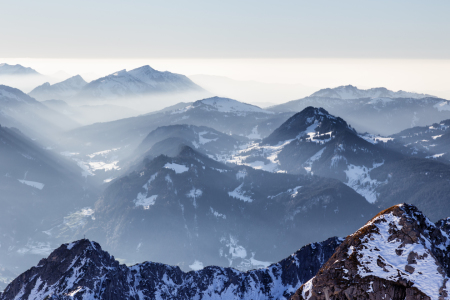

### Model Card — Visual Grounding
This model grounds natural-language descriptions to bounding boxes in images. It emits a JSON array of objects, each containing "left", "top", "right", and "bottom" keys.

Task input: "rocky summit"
[{"left": 291, "top": 204, "right": 450, "bottom": 300}]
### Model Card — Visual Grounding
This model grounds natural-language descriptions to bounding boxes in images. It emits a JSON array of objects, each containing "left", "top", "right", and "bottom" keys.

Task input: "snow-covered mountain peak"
[
  {"left": 193, "top": 96, "right": 272, "bottom": 114},
  {"left": 310, "top": 85, "right": 434, "bottom": 100},
  {"left": 263, "top": 106, "right": 353, "bottom": 145},
  {"left": 293, "top": 203, "right": 450, "bottom": 299}
]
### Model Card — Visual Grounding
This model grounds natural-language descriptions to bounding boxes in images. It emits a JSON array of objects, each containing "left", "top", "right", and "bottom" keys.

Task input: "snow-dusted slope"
[
  {"left": 0, "top": 63, "right": 40, "bottom": 76},
  {"left": 388, "top": 119, "right": 450, "bottom": 164},
  {"left": 292, "top": 204, "right": 450, "bottom": 299},
  {"left": 28, "top": 75, "right": 87, "bottom": 100},
  {"left": 310, "top": 85, "right": 434, "bottom": 100},
  {"left": 0, "top": 237, "right": 342, "bottom": 300},
  {"left": 194, "top": 97, "right": 272, "bottom": 114}
]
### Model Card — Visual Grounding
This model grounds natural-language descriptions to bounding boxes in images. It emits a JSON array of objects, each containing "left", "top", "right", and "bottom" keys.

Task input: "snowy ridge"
[
  {"left": 310, "top": 85, "right": 434, "bottom": 100},
  {"left": 0, "top": 238, "right": 342, "bottom": 300}
]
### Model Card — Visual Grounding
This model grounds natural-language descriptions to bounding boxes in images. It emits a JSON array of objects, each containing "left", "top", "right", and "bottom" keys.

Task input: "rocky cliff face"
[
  {"left": 0, "top": 237, "right": 341, "bottom": 300},
  {"left": 290, "top": 204, "right": 450, "bottom": 300}
]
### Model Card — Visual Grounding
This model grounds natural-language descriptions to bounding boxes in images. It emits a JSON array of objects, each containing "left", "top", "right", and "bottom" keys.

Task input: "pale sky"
[
  {"left": 1, "top": 0, "right": 449, "bottom": 59},
  {"left": 1, "top": 1, "right": 449, "bottom": 99}
]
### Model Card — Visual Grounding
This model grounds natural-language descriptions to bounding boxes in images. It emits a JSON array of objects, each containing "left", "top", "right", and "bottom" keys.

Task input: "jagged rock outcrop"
[
  {"left": 290, "top": 204, "right": 450, "bottom": 300},
  {"left": 0, "top": 237, "right": 342, "bottom": 300}
]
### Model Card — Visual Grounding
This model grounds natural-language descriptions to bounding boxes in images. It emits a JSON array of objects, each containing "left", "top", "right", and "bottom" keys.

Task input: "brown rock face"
[{"left": 290, "top": 204, "right": 450, "bottom": 300}]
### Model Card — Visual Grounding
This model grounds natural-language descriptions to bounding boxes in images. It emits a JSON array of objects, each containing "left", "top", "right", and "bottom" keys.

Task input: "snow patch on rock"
[
  {"left": 228, "top": 183, "right": 253, "bottom": 203},
  {"left": 344, "top": 162, "right": 385, "bottom": 203},
  {"left": 164, "top": 163, "right": 189, "bottom": 174}
]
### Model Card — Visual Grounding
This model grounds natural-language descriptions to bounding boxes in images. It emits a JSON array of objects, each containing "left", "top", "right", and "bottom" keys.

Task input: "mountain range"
[
  {"left": 1, "top": 204, "right": 448, "bottom": 299},
  {"left": 58, "top": 66, "right": 206, "bottom": 103},
  {"left": 52, "top": 96, "right": 450, "bottom": 222},
  {"left": 77, "top": 145, "right": 375, "bottom": 270},
  {"left": 1, "top": 75, "right": 450, "bottom": 297},
  {"left": 58, "top": 97, "right": 292, "bottom": 161},
  {"left": 269, "top": 85, "right": 450, "bottom": 135},
  {"left": 0, "top": 237, "right": 341, "bottom": 300},
  {"left": 309, "top": 85, "right": 434, "bottom": 99},
  {"left": 230, "top": 106, "right": 450, "bottom": 221}
]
